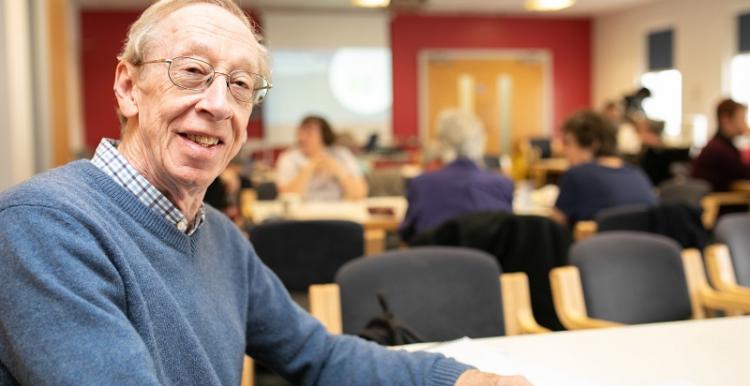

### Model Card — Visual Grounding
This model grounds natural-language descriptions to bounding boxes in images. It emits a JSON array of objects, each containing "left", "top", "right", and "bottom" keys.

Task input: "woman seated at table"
[
  {"left": 276, "top": 115, "right": 368, "bottom": 201},
  {"left": 552, "top": 111, "right": 656, "bottom": 226},
  {"left": 399, "top": 110, "right": 514, "bottom": 242}
]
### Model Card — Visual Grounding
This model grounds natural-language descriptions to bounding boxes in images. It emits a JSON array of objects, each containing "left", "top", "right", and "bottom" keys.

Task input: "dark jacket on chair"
[
  {"left": 411, "top": 211, "right": 571, "bottom": 331},
  {"left": 596, "top": 203, "right": 709, "bottom": 249}
]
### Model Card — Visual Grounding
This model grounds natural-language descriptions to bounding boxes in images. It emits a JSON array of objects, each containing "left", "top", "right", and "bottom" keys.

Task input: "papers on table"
[{"left": 421, "top": 337, "right": 700, "bottom": 386}]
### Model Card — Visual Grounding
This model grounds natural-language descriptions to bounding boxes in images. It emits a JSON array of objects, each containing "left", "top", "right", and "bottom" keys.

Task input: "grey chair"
[
  {"left": 364, "top": 168, "right": 406, "bottom": 197},
  {"left": 595, "top": 204, "right": 652, "bottom": 233},
  {"left": 254, "top": 181, "right": 278, "bottom": 201},
  {"left": 593, "top": 203, "right": 708, "bottom": 249},
  {"left": 658, "top": 177, "right": 711, "bottom": 208},
  {"left": 249, "top": 220, "right": 364, "bottom": 294},
  {"left": 334, "top": 247, "right": 506, "bottom": 342},
  {"left": 713, "top": 214, "right": 750, "bottom": 287},
  {"left": 551, "top": 232, "right": 697, "bottom": 328}
]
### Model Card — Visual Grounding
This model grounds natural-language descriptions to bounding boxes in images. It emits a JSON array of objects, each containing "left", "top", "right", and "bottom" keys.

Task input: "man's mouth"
[{"left": 181, "top": 133, "right": 221, "bottom": 148}]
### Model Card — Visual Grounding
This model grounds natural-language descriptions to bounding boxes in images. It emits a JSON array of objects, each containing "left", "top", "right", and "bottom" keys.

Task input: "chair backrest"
[
  {"left": 249, "top": 220, "right": 364, "bottom": 292},
  {"left": 658, "top": 177, "right": 711, "bottom": 207},
  {"left": 594, "top": 203, "right": 709, "bottom": 249},
  {"left": 336, "top": 246, "right": 504, "bottom": 341},
  {"left": 569, "top": 231, "right": 693, "bottom": 324},
  {"left": 714, "top": 214, "right": 750, "bottom": 286},
  {"left": 410, "top": 211, "right": 569, "bottom": 331},
  {"left": 364, "top": 168, "right": 405, "bottom": 197},
  {"left": 595, "top": 205, "right": 651, "bottom": 232},
  {"left": 255, "top": 181, "right": 278, "bottom": 201}
]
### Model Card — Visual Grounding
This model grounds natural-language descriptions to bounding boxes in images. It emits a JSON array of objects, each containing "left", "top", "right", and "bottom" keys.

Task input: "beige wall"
[
  {"left": 594, "top": 0, "right": 750, "bottom": 137},
  {"left": 1, "top": 0, "right": 35, "bottom": 191},
  {"left": 263, "top": 9, "right": 388, "bottom": 49}
]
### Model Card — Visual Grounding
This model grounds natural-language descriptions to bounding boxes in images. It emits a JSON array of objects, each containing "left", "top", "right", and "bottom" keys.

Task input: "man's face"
[
  {"left": 721, "top": 107, "right": 749, "bottom": 138},
  {"left": 122, "top": 4, "right": 258, "bottom": 191}
]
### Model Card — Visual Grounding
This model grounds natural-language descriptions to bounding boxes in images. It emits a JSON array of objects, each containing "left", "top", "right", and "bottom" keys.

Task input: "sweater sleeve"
[
  {"left": 242, "top": 247, "right": 473, "bottom": 386},
  {"left": 0, "top": 205, "right": 162, "bottom": 386}
]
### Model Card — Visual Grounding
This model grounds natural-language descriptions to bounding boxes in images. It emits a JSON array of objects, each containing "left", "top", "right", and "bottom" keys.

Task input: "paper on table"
[
  {"left": 422, "top": 338, "right": 702, "bottom": 386},
  {"left": 422, "top": 337, "right": 603, "bottom": 386}
]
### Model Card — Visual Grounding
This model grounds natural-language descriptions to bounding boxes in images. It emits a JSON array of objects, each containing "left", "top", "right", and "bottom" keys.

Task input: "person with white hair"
[
  {"left": 0, "top": 1, "right": 531, "bottom": 385},
  {"left": 399, "top": 110, "right": 514, "bottom": 242}
]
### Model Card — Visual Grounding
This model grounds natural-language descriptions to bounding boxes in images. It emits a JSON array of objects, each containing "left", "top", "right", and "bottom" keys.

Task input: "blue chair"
[
  {"left": 249, "top": 220, "right": 363, "bottom": 293},
  {"left": 551, "top": 231, "right": 750, "bottom": 330},
  {"left": 310, "top": 246, "right": 548, "bottom": 342}
]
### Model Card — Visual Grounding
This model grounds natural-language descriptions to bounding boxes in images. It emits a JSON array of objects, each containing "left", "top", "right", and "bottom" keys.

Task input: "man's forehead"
[{"left": 150, "top": 7, "right": 258, "bottom": 69}]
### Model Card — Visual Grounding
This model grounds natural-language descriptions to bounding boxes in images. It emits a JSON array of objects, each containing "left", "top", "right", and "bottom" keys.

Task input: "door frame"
[{"left": 418, "top": 49, "right": 554, "bottom": 151}]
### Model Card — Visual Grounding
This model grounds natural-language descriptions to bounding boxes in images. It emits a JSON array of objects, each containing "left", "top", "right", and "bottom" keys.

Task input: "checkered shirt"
[{"left": 91, "top": 138, "right": 205, "bottom": 235}]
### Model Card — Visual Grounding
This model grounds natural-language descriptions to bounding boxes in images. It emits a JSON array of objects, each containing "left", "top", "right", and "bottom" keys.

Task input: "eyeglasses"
[{"left": 140, "top": 56, "right": 272, "bottom": 104}]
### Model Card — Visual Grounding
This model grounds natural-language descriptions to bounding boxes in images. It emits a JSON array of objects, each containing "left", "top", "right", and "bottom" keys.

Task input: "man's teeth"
[{"left": 186, "top": 134, "right": 219, "bottom": 147}]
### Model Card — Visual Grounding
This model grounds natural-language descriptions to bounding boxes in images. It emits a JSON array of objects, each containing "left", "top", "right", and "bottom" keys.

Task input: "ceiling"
[{"left": 76, "top": 0, "right": 665, "bottom": 16}]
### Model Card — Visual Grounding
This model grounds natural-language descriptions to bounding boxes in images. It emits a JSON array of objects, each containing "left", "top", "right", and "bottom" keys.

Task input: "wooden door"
[{"left": 422, "top": 53, "right": 547, "bottom": 156}]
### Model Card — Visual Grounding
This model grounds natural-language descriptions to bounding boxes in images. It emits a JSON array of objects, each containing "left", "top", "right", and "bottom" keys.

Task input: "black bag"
[{"left": 357, "top": 293, "right": 425, "bottom": 346}]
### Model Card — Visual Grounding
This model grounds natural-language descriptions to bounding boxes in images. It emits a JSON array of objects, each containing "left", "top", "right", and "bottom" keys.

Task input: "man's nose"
[{"left": 196, "top": 73, "right": 233, "bottom": 121}]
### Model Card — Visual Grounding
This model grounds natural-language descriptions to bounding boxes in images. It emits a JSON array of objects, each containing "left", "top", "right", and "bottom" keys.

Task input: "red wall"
[
  {"left": 390, "top": 14, "right": 592, "bottom": 141},
  {"left": 80, "top": 11, "right": 139, "bottom": 151},
  {"left": 80, "top": 10, "right": 264, "bottom": 151}
]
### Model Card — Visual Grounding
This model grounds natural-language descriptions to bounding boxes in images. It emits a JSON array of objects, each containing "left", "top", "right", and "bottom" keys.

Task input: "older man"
[{"left": 0, "top": 1, "right": 529, "bottom": 385}]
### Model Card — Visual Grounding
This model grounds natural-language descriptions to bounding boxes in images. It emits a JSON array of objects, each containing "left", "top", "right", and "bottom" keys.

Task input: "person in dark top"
[
  {"left": 691, "top": 98, "right": 750, "bottom": 192},
  {"left": 399, "top": 110, "right": 514, "bottom": 242},
  {"left": 553, "top": 111, "right": 657, "bottom": 225}
]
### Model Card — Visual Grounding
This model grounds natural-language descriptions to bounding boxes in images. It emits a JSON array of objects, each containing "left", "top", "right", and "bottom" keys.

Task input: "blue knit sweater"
[{"left": 0, "top": 161, "right": 471, "bottom": 386}]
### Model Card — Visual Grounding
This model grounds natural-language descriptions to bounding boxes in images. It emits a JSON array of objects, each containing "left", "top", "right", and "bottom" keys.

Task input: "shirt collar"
[{"left": 91, "top": 138, "right": 205, "bottom": 235}]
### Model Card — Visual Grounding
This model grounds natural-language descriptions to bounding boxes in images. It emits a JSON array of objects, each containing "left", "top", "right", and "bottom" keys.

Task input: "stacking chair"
[
  {"left": 658, "top": 177, "right": 711, "bottom": 208},
  {"left": 309, "top": 247, "right": 548, "bottom": 341},
  {"left": 254, "top": 181, "right": 278, "bottom": 201},
  {"left": 576, "top": 204, "right": 709, "bottom": 249},
  {"left": 550, "top": 231, "right": 750, "bottom": 330},
  {"left": 249, "top": 220, "right": 364, "bottom": 295},
  {"left": 699, "top": 192, "right": 750, "bottom": 229},
  {"left": 705, "top": 214, "right": 750, "bottom": 298}
]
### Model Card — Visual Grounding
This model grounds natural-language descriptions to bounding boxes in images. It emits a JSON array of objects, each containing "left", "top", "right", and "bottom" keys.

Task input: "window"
[
  {"left": 641, "top": 28, "right": 681, "bottom": 138},
  {"left": 733, "top": 11, "right": 750, "bottom": 126},
  {"left": 731, "top": 53, "right": 750, "bottom": 126},
  {"left": 641, "top": 70, "right": 683, "bottom": 138}
]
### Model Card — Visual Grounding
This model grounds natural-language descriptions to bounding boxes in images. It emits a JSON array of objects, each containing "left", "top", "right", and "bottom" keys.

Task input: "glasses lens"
[
  {"left": 169, "top": 57, "right": 212, "bottom": 90},
  {"left": 229, "top": 72, "right": 270, "bottom": 104},
  {"left": 252, "top": 75, "right": 270, "bottom": 104}
]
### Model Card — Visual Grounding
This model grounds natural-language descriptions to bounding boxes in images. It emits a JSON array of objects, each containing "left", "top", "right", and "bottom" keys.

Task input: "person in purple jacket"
[
  {"left": 0, "top": 1, "right": 530, "bottom": 385},
  {"left": 399, "top": 110, "right": 514, "bottom": 242}
]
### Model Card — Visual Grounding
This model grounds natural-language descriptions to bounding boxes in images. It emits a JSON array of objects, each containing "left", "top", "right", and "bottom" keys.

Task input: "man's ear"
[{"left": 113, "top": 62, "right": 139, "bottom": 119}]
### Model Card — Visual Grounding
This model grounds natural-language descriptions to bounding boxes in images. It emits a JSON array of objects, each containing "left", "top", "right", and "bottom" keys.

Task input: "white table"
[
  {"left": 249, "top": 196, "right": 407, "bottom": 228},
  {"left": 408, "top": 317, "right": 750, "bottom": 386}
]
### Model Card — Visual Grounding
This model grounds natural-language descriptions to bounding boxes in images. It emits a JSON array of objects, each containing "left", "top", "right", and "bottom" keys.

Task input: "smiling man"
[{"left": 0, "top": 1, "right": 530, "bottom": 385}]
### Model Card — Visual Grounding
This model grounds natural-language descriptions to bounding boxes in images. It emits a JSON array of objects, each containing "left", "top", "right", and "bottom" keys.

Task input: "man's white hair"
[{"left": 436, "top": 109, "right": 486, "bottom": 163}]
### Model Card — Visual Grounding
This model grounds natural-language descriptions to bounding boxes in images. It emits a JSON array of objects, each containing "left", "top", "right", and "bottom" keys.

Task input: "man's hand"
[{"left": 455, "top": 369, "right": 533, "bottom": 386}]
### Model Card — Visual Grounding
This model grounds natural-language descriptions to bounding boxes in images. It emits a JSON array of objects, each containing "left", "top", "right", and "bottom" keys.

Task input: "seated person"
[
  {"left": 399, "top": 110, "right": 514, "bottom": 242},
  {"left": 552, "top": 111, "right": 656, "bottom": 225},
  {"left": 276, "top": 115, "right": 367, "bottom": 201},
  {"left": 691, "top": 98, "right": 750, "bottom": 192}
]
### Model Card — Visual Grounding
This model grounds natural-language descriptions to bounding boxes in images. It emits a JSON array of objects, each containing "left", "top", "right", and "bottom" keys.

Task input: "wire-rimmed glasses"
[{"left": 140, "top": 56, "right": 271, "bottom": 104}]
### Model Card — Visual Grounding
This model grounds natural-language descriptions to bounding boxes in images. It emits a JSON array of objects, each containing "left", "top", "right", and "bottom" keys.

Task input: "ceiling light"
[
  {"left": 525, "top": 0, "right": 575, "bottom": 12},
  {"left": 352, "top": 0, "right": 391, "bottom": 8}
]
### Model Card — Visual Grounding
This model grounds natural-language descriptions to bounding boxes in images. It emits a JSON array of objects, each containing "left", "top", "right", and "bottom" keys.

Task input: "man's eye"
[
  {"left": 231, "top": 76, "right": 252, "bottom": 90},
  {"left": 183, "top": 66, "right": 208, "bottom": 75}
]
